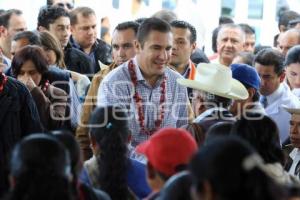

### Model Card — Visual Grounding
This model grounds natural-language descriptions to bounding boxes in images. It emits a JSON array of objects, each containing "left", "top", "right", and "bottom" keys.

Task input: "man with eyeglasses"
[{"left": 47, "top": 0, "right": 74, "bottom": 12}]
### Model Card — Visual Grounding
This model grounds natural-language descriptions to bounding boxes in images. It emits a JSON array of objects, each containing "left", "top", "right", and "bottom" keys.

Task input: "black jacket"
[
  {"left": 79, "top": 183, "right": 111, "bottom": 200},
  {"left": 69, "top": 36, "right": 112, "bottom": 74},
  {"left": 92, "top": 38, "right": 112, "bottom": 72},
  {"left": 64, "top": 43, "right": 94, "bottom": 75},
  {"left": 48, "top": 66, "right": 71, "bottom": 94},
  {"left": 0, "top": 77, "right": 42, "bottom": 197}
]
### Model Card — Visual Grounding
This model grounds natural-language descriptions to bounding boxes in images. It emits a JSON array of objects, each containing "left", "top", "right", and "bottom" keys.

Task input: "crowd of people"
[{"left": 2, "top": 0, "right": 300, "bottom": 199}]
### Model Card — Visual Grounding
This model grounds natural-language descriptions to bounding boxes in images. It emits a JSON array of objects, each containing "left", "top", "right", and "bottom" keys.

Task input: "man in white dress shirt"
[{"left": 254, "top": 48, "right": 300, "bottom": 143}]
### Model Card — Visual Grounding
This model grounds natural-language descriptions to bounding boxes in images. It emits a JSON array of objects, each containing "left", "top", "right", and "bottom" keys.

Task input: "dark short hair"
[
  {"left": 137, "top": 17, "right": 171, "bottom": 47},
  {"left": 37, "top": 6, "right": 70, "bottom": 30},
  {"left": 69, "top": 7, "right": 95, "bottom": 26},
  {"left": 285, "top": 45, "right": 300, "bottom": 66},
  {"left": 115, "top": 21, "right": 140, "bottom": 35},
  {"left": 235, "top": 51, "right": 255, "bottom": 66},
  {"left": 243, "top": 83, "right": 260, "bottom": 102},
  {"left": 46, "top": 0, "right": 75, "bottom": 6},
  {"left": 135, "top": 17, "right": 147, "bottom": 24},
  {"left": 0, "top": 9, "right": 22, "bottom": 28},
  {"left": 231, "top": 113, "right": 284, "bottom": 165},
  {"left": 253, "top": 45, "right": 271, "bottom": 55},
  {"left": 254, "top": 48, "right": 285, "bottom": 75},
  {"left": 170, "top": 20, "right": 197, "bottom": 44},
  {"left": 13, "top": 31, "right": 41, "bottom": 45},
  {"left": 189, "top": 136, "right": 284, "bottom": 200},
  {"left": 278, "top": 10, "right": 300, "bottom": 30},
  {"left": 239, "top": 23, "right": 255, "bottom": 35},
  {"left": 219, "top": 16, "right": 234, "bottom": 25},
  {"left": 11, "top": 45, "right": 49, "bottom": 80},
  {"left": 211, "top": 26, "right": 220, "bottom": 53}
]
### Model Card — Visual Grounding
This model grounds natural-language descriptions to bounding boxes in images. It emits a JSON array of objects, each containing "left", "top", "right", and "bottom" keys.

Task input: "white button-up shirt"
[{"left": 263, "top": 83, "right": 300, "bottom": 143}]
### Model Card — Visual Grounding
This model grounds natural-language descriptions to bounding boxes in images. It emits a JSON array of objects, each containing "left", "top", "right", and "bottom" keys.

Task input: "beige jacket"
[{"left": 76, "top": 63, "right": 117, "bottom": 160}]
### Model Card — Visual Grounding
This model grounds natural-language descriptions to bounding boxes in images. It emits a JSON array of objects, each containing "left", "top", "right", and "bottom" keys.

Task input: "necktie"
[
  {"left": 261, "top": 96, "right": 268, "bottom": 108},
  {"left": 295, "top": 160, "right": 300, "bottom": 177}
]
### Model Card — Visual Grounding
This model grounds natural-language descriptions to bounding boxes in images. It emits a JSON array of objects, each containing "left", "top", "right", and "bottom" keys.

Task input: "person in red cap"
[{"left": 136, "top": 127, "right": 197, "bottom": 200}]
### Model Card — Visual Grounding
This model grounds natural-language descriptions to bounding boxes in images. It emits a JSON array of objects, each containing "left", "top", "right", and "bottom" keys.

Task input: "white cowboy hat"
[
  {"left": 282, "top": 106, "right": 300, "bottom": 114},
  {"left": 177, "top": 63, "right": 249, "bottom": 100}
]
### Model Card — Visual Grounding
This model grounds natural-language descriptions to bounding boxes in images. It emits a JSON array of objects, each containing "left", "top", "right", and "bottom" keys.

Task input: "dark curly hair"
[{"left": 37, "top": 6, "right": 70, "bottom": 30}]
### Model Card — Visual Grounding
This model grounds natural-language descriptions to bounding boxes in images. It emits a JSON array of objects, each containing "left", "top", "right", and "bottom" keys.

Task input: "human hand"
[{"left": 18, "top": 76, "right": 37, "bottom": 91}]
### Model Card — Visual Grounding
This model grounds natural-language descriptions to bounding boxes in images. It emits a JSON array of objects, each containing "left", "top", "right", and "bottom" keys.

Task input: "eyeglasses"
[{"left": 56, "top": 2, "right": 74, "bottom": 10}]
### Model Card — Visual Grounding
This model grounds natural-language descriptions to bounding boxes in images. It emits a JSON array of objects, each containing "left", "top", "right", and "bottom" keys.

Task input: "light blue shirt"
[{"left": 97, "top": 57, "right": 189, "bottom": 146}]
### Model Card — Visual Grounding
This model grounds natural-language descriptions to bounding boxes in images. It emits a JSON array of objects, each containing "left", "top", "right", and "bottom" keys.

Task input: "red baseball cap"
[{"left": 136, "top": 127, "right": 198, "bottom": 177}]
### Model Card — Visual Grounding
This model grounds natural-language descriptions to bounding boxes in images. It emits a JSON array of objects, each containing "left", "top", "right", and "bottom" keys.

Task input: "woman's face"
[
  {"left": 286, "top": 63, "right": 300, "bottom": 89},
  {"left": 43, "top": 48, "right": 57, "bottom": 66},
  {"left": 17, "top": 60, "right": 42, "bottom": 86}
]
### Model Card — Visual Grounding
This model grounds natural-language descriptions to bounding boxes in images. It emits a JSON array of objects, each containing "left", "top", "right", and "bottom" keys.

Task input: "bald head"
[{"left": 278, "top": 28, "right": 300, "bottom": 56}]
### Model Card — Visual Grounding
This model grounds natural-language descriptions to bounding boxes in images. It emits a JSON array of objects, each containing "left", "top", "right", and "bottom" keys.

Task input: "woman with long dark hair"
[
  {"left": 231, "top": 113, "right": 299, "bottom": 185},
  {"left": 51, "top": 130, "right": 110, "bottom": 200},
  {"left": 189, "top": 136, "right": 286, "bottom": 200},
  {"left": 82, "top": 106, "right": 151, "bottom": 200},
  {"left": 4, "top": 134, "right": 74, "bottom": 200},
  {"left": 11, "top": 45, "right": 67, "bottom": 130}
]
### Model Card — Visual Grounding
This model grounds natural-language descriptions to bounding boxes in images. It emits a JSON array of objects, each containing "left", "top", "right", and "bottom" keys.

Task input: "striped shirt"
[{"left": 97, "top": 57, "right": 189, "bottom": 146}]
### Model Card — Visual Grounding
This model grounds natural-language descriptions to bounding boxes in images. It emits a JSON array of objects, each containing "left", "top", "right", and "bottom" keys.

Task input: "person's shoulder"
[
  {"left": 283, "top": 88, "right": 300, "bottom": 107},
  {"left": 102, "top": 62, "right": 129, "bottom": 82},
  {"left": 165, "top": 66, "right": 183, "bottom": 78},
  {"left": 48, "top": 84, "right": 67, "bottom": 97},
  {"left": 6, "top": 76, "right": 27, "bottom": 92},
  {"left": 95, "top": 38, "right": 111, "bottom": 50},
  {"left": 48, "top": 67, "right": 70, "bottom": 80},
  {"left": 67, "top": 47, "right": 91, "bottom": 60}
]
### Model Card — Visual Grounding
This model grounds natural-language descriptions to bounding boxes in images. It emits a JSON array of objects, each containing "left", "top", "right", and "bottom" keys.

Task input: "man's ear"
[
  {"left": 279, "top": 70, "right": 286, "bottom": 83},
  {"left": 191, "top": 42, "right": 197, "bottom": 52},
  {"left": 38, "top": 26, "right": 47, "bottom": 32},
  {"left": 279, "top": 25, "right": 286, "bottom": 33},
  {"left": 134, "top": 40, "right": 141, "bottom": 53},
  {"left": 70, "top": 25, "right": 75, "bottom": 34},
  {"left": 0, "top": 25, "right": 7, "bottom": 37}
]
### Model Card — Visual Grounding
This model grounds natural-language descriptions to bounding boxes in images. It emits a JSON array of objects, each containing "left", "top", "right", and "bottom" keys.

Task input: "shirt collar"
[
  {"left": 133, "top": 57, "right": 145, "bottom": 82},
  {"left": 70, "top": 35, "right": 98, "bottom": 53},
  {"left": 194, "top": 107, "right": 227, "bottom": 123},
  {"left": 290, "top": 148, "right": 300, "bottom": 160},
  {"left": 181, "top": 60, "right": 192, "bottom": 78},
  {"left": 266, "top": 83, "right": 284, "bottom": 104}
]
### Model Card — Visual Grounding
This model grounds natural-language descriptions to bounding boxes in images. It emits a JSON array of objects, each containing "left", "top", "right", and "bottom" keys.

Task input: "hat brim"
[
  {"left": 177, "top": 78, "right": 249, "bottom": 100},
  {"left": 136, "top": 140, "right": 151, "bottom": 155},
  {"left": 282, "top": 106, "right": 300, "bottom": 114}
]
